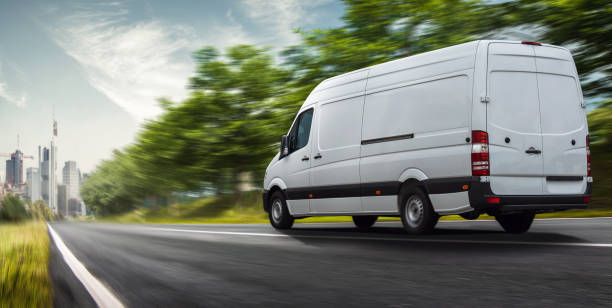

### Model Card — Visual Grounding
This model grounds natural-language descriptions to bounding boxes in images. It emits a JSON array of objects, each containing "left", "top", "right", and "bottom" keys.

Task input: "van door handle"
[
  {"left": 525, "top": 147, "right": 542, "bottom": 154},
  {"left": 314, "top": 153, "right": 322, "bottom": 159},
  {"left": 302, "top": 156, "right": 310, "bottom": 161}
]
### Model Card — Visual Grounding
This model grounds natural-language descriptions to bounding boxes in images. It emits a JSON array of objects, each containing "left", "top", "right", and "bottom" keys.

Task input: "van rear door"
[
  {"left": 534, "top": 46, "right": 588, "bottom": 195},
  {"left": 486, "top": 42, "right": 544, "bottom": 195},
  {"left": 486, "top": 42, "right": 588, "bottom": 196}
]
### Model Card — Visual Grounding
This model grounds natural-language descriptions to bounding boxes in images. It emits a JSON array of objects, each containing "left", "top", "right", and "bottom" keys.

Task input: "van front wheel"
[
  {"left": 269, "top": 192, "right": 294, "bottom": 229},
  {"left": 352, "top": 216, "right": 378, "bottom": 230},
  {"left": 495, "top": 212, "right": 535, "bottom": 234},
  {"left": 399, "top": 186, "right": 438, "bottom": 235}
]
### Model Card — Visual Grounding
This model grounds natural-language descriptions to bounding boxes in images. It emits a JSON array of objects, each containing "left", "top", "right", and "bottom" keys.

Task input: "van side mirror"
[{"left": 280, "top": 135, "right": 289, "bottom": 158}]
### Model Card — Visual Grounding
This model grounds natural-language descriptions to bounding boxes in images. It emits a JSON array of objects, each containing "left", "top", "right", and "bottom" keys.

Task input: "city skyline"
[{"left": 0, "top": 0, "right": 345, "bottom": 177}]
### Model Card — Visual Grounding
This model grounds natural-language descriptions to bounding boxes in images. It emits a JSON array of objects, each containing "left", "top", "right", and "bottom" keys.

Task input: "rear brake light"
[
  {"left": 486, "top": 197, "right": 500, "bottom": 204},
  {"left": 584, "top": 196, "right": 591, "bottom": 203},
  {"left": 472, "top": 130, "right": 489, "bottom": 176},
  {"left": 521, "top": 41, "right": 542, "bottom": 46},
  {"left": 586, "top": 135, "right": 591, "bottom": 177}
]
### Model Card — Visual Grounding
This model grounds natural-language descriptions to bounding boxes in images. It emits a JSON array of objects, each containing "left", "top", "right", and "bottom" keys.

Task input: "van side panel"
[
  {"left": 309, "top": 97, "right": 364, "bottom": 213},
  {"left": 360, "top": 70, "right": 473, "bottom": 213},
  {"left": 308, "top": 74, "right": 367, "bottom": 214}
]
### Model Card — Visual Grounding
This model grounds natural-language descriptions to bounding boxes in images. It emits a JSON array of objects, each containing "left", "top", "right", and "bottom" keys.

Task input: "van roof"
[{"left": 305, "top": 40, "right": 568, "bottom": 105}]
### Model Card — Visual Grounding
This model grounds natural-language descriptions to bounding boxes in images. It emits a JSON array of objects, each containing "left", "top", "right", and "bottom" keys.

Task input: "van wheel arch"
[
  {"left": 397, "top": 179, "right": 439, "bottom": 234},
  {"left": 265, "top": 185, "right": 285, "bottom": 213},
  {"left": 397, "top": 179, "right": 431, "bottom": 211}
]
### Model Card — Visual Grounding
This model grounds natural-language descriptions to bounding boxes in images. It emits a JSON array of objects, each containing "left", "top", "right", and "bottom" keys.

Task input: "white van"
[{"left": 262, "top": 40, "right": 592, "bottom": 234}]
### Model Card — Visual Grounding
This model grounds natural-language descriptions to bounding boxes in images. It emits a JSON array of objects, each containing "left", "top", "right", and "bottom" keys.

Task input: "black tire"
[
  {"left": 268, "top": 191, "right": 294, "bottom": 229},
  {"left": 495, "top": 212, "right": 535, "bottom": 234},
  {"left": 460, "top": 211, "right": 480, "bottom": 220},
  {"left": 352, "top": 216, "right": 378, "bottom": 230},
  {"left": 399, "top": 185, "right": 439, "bottom": 235}
]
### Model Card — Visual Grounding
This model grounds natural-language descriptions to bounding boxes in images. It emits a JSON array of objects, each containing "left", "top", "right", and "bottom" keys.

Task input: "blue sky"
[{"left": 0, "top": 0, "right": 345, "bottom": 176}]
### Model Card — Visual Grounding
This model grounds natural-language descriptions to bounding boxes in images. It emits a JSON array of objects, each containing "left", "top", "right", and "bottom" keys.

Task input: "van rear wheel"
[
  {"left": 269, "top": 191, "right": 294, "bottom": 229},
  {"left": 399, "top": 186, "right": 438, "bottom": 235},
  {"left": 352, "top": 216, "right": 378, "bottom": 230},
  {"left": 495, "top": 212, "right": 535, "bottom": 234}
]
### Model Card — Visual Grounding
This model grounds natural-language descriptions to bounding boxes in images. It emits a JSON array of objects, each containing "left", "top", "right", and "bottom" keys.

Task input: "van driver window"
[{"left": 289, "top": 109, "right": 313, "bottom": 153}]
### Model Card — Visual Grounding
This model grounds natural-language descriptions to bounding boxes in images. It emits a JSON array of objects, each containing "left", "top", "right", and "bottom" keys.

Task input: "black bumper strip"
[
  {"left": 469, "top": 177, "right": 592, "bottom": 213},
  {"left": 286, "top": 182, "right": 400, "bottom": 200},
  {"left": 423, "top": 177, "right": 472, "bottom": 194},
  {"left": 262, "top": 190, "right": 270, "bottom": 212},
  {"left": 285, "top": 177, "right": 473, "bottom": 200}
]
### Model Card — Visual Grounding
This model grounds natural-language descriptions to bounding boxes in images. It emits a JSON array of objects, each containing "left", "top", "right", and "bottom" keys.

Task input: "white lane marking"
[
  {"left": 147, "top": 227, "right": 612, "bottom": 248},
  {"left": 48, "top": 224, "right": 125, "bottom": 308}
]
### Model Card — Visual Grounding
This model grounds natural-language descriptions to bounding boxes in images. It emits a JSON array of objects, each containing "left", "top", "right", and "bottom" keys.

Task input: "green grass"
[{"left": 0, "top": 221, "right": 52, "bottom": 308}]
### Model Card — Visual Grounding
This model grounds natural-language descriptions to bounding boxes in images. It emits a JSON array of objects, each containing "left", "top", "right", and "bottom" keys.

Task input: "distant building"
[
  {"left": 68, "top": 198, "right": 81, "bottom": 217},
  {"left": 57, "top": 184, "right": 68, "bottom": 216},
  {"left": 25, "top": 167, "right": 41, "bottom": 202},
  {"left": 40, "top": 142, "right": 58, "bottom": 212},
  {"left": 62, "top": 161, "right": 79, "bottom": 199},
  {"left": 4, "top": 150, "right": 24, "bottom": 189}
]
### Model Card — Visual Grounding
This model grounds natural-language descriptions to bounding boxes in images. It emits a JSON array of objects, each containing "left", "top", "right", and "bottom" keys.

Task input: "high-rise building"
[
  {"left": 68, "top": 198, "right": 81, "bottom": 217},
  {"left": 57, "top": 184, "right": 68, "bottom": 216},
  {"left": 25, "top": 167, "right": 41, "bottom": 202},
  {"left": 62, "top": 161, "right": 79, "bottom": 199},
  {"left": 4, "top": 150, "right": 23, "bottom": 188},
  {"left": 40, "top": 142, "right": 57, "bottom": 212}
]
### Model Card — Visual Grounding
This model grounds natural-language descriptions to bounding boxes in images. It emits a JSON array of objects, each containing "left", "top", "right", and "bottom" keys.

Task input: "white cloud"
[
  {"left": 44, "top": 1, "right": 340, "bottom": 121},
  {"left": 240, "top": 0, "right": 336, "bottom": 49},
  {"left": 0, "top": 82, "right": 27, "bottom": 108},
  {"left": 49, "top": 3, "right": 196, "bottom": 121}
]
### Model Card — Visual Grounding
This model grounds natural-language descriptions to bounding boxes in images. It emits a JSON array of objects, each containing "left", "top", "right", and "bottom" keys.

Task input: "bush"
[
  {"left": 29, "top": 200, "right": 54, "bottom": 222},
  {"left": 0, "top": 195, "right": 29, "bottom": 222}
]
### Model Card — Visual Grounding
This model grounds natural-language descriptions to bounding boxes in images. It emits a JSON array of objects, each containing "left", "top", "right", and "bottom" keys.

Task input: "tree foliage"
[
  {"left": 588, "top": 100, "right": 612, "bottom": 146},
  {"left": 1, "top": 195, "right": 28, "bottom": 222},
  {"left": 82, "top": 0, "right": 612, "bottom": 215}
]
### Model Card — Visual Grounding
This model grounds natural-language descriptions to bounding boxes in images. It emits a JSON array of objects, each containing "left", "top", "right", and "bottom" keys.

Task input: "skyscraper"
[
  {"left": 40, "top": 142, "right": 57, "bottom": 212},
  {"left": 62, "top": 161, "right": 79, "bottom": 199},
  {"left": 57, "top": 184, "right": 68, "bottom": 216},
  {"left": 4, "top": 150, "right": 23, "bottom": 188},
  {"left": 26, "top": 167, "right": 41, "bottom": 201}
]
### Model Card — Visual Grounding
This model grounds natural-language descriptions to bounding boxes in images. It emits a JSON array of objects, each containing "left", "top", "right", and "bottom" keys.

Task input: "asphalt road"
[{"left": 50, "top": 218, "right": 612, "bottom": 307}]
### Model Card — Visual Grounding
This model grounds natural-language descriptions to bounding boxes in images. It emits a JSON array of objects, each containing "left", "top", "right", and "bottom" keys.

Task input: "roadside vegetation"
[
  {"left": 0, "top": 196, "right": 54, "bottom": 307},
  {"left": 81, "top": 0, "right": 611, "bottom": 219}
]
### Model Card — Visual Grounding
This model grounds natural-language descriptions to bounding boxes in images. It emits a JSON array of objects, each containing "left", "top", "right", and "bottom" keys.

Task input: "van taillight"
[
  {"left": 472, "top": 130, "right": 489, "bottom": 176},
  {"left": 586, "top": 135, "right": 591, "bottom": 177}
]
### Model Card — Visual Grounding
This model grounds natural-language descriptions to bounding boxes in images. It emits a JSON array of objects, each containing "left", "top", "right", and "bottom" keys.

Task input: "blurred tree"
[
  {"left": 588, "top": 100, "right": 612, "bottom": 145},
  {"left": 1, "top": 195, "right": 28, "bottom": 222},
  {"left": 186, "top": 45, "right": 291, "bottom": 191}
]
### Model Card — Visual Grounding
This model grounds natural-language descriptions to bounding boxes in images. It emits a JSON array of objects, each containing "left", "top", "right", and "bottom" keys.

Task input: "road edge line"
[{"left": 47, "top": 223, "right": 125, "bottom": 308}]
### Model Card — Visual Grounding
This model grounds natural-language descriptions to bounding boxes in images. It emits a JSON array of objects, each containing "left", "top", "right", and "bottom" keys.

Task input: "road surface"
[{"left": 50, "top": 218, "right": 612, "bottom": 307}]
